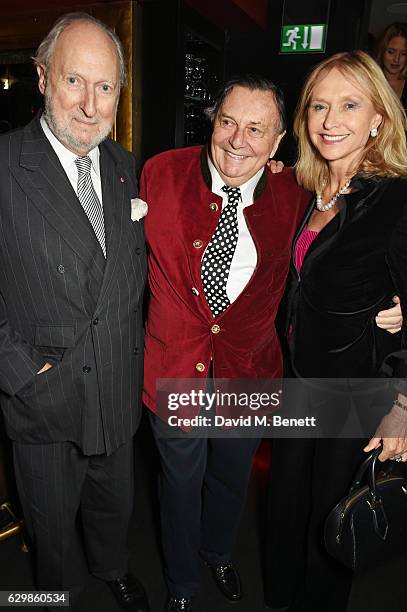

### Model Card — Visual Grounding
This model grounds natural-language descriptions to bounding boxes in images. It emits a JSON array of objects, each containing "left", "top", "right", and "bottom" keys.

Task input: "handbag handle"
[
  {"left": 348, "top": 444, "right": 390, "bottom": 541},
  {"left": 349, "top": 445, "right": 383, "bottom": 496}
]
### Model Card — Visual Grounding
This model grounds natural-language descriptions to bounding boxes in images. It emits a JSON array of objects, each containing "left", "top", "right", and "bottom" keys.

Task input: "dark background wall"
[
  {"left": 140, "top": 0, "right": 373, "bottom": 165},
  {"left": 225, "top": 0, "right": 372, "bottom": 162}
]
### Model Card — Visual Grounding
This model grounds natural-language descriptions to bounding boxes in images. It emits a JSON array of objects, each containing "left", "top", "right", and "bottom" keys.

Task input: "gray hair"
[
  {"left": 33, "top": 12, "right": 127, "bottom": 88},
  {"left": 205, "top": 74, "right": 286, "bottom": 135}
]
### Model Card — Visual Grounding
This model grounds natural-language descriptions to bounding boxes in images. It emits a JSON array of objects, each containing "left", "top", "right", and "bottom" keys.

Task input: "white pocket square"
[{"left": 131, "top": 198, "right": 148, "bottom": 222}]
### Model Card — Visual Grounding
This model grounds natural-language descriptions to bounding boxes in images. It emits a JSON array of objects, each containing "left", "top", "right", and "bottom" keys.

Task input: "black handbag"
[{"left": 324, "top": 446, "right": 407, "bottom": 572}]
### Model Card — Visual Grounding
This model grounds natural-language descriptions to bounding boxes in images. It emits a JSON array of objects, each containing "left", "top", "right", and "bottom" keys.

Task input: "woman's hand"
[
  {"left": 267, "top": 159, "right": 284, "bottom": 173},
  {"left": 364, "top": 399, "right": 407, "bottom": 461},
  {"left": 375, "top": 295, "right": 402, "bottom": 334}
]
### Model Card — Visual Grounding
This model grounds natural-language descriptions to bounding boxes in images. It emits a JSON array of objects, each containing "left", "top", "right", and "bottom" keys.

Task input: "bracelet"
[{"left": 393, "top": 399, "right": 407, "bottom": 412}]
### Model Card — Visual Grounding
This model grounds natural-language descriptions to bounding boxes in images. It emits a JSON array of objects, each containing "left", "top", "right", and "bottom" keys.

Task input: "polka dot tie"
[{"left": 201, "top": 185, "right": 242, "bottom": 317}]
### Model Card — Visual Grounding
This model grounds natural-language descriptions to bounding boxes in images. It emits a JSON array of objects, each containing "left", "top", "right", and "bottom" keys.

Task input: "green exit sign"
[{"left": 280, "top": 24, "right": 327, "bottom": 53}]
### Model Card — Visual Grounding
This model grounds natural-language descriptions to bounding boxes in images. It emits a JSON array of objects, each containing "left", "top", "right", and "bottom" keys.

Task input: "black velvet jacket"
[{"left": 289, "top": 175, "right": 407, "bottom": 378}]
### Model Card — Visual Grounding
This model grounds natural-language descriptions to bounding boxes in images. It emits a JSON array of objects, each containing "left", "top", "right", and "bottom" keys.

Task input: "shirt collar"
[
  {"left": 40, "top": 113, "right": 100, "bottom": 175},
  {"left": 207, "top": 154, "right": 264, "bottom": 205}
]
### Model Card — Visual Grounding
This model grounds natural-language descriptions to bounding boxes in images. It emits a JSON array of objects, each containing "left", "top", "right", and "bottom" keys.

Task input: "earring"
[{"left": 370, "top": 127, "right": 378, "bottom": 137}]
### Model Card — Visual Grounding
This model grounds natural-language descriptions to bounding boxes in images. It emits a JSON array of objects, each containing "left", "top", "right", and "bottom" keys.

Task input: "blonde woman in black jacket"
[{"left": 267, "top": 51, "right": 407, "bottom": 612}]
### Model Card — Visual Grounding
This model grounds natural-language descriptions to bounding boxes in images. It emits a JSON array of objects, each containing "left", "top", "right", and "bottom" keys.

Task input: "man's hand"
[
  {"left": 267, "top": 159, "right": 284, "bottom": 173},
  {"left": 375, "top": 295, "right": 402, "bottom": 334},
  {"left": 37, "top": 362, "right": 53, "bottom": 375}
]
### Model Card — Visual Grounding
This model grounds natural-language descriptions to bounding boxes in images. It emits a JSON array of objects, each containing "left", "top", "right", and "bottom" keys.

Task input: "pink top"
[
  {"left": 294, "top": 228, "right": 319, "bottom": 272},
  {"left": 288, "top": 228, "right": 319, "bottom": 339},
  {"left": 287, "top": 227, "right": 318, "bottom": 341}
]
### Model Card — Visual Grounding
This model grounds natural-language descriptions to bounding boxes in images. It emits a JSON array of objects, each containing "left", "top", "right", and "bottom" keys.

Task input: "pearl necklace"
[{"left": 315, "top": 179, "right": 351, "bottom": 212}]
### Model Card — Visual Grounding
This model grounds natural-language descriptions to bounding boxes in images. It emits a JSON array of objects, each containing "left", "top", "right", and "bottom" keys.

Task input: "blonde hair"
[
  {"left": 294, "top": 50, "right": 407, "bottom": 192},
  {"left": 374, "top": 22, "right": 407, "bottom": 76}
]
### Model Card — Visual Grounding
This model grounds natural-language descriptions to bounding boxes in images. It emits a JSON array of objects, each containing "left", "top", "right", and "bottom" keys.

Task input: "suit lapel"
[
  {"left": 10, "top": 117, "right": 105, "bottom": 283},
  {"left": 95, "top": 140, "right": 129, "bottom": 308},
  {"left": 341, "top": 178, "right": 382, "bottom": 219},
  {"left": 293, "top": 177, "right": 382, "bottom": 276},
  {"left": 293, "top": 197, "right": 345, "bottom": 277}
]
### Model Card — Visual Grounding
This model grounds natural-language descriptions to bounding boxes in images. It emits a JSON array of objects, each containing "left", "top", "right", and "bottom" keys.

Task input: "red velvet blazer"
[{"left": 140, "top": 146, "right": 310, "bottom": 413}]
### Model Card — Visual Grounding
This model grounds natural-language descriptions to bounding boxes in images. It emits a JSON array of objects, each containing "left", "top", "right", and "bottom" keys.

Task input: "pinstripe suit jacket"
[{"left": 0, "top": 116, "right": 146, "bottom": 455}]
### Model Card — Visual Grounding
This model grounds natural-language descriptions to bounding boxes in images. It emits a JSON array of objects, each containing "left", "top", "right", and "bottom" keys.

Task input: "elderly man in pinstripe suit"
[{"left": 0, "top": 13, "right": 149, "bottom": 611}]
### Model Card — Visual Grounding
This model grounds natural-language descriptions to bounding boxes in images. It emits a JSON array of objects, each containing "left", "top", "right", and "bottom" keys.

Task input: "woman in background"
[
  {"left": 266, "top": 51, "right": 407, "bottom": 612},
  {"left": 375, "top": 22, "right": 407, "bottom": 110}
]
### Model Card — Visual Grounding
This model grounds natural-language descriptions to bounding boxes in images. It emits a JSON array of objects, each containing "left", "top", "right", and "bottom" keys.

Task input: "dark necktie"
[
  {"left": 75, "top": 156, "right": 106, "bottom": 257},
  {"left": 201, "top": 185, "right": 241, "bottom": 317}
]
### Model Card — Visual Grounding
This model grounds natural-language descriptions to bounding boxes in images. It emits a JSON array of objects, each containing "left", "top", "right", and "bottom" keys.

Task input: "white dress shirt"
[
  {"left": 40, "top": 114, "right": 103, "bottom": 205},
  {"left": 207, "top": 156, "right": 260, "bottom": 303}
]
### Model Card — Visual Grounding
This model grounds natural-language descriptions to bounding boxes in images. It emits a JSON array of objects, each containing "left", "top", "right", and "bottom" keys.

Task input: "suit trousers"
[
  {"left": 149, "top": 411, "right": 260, "bottom": 598},
  {"left": 13, "top": 438, "right": 135, "bottom": 602}
]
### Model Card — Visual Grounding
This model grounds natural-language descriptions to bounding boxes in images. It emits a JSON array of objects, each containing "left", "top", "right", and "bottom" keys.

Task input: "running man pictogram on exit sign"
[{"left": 280, "top": 24, "right": 327, "bottom": 53}]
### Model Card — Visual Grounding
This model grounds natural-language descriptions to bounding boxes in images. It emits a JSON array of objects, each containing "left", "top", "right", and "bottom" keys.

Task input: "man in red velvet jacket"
[{"left": 139, "top": 76, "right": 310, "bottom": 612}]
